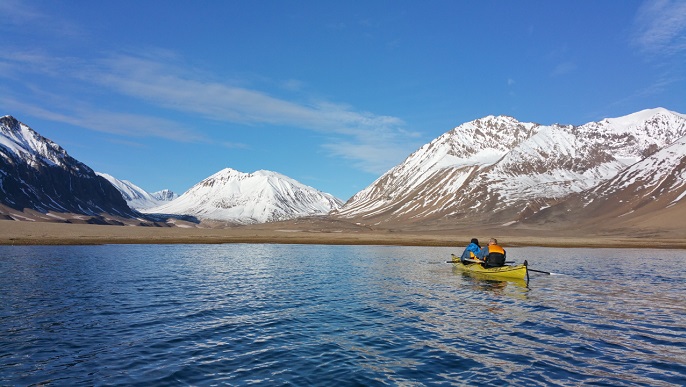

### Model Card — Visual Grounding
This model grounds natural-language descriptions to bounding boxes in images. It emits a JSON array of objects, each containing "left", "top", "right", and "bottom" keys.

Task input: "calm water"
[{"left": 1, "top": 244, "right": 684, "bottom": 386}]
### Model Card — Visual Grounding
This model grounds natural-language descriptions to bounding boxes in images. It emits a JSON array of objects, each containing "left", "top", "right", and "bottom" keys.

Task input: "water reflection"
[{"left": 451, "top": 264, "right": 529, "bottom": 297}]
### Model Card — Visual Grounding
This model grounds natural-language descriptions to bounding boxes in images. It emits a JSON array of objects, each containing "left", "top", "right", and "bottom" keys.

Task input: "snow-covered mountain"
[
  {"left": 332, "top": 108, "right": 686, "bottom": 227},
  {"left": 527, "top": 130, "right": 686, "bottom": 228},
  {"left": 152, "top": 189, "right": 177, "bottom": 202},
  {"left": 0, "top": 115, "right": 343, "bottom": 225},
  {"left": 0, "top": 115, "right": 137, "bottom": 219},
  {"left": 97, "top": 172, "right": 178, "bottom": 210},
  {"left": 4, "top": 108, "right": 684, "bottom": 232},
  {"left": 143, "top": 168, "right": 344, "bottom": 224}
]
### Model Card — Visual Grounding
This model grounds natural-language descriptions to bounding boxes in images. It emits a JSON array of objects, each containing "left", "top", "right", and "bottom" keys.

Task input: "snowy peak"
[
  {"left": 145, "top": 168, "right": 344, "bottom": 224},
  {"left": 152, "top": 189, "right": 177, "bottom": 202},
  {"left": 97, "top": 172, "right": 178, "bottom": 210},
  {"left": 338, "top": 115, "right": 543, "bottom": 215},
  {"left": 420, "top": 115, "right": 539, "bottom": 167},
  {"left": 578, "top": 108, "right": 686, "bottom": 164},
  {"left": 0, "top": 116, "right": 137, "bottom": 219},
  {"left": 597, "top": 107, "right": 685, "bottom": 130},
  {"left": 0, "top": 115, "right": 91, "bottom": 174}
]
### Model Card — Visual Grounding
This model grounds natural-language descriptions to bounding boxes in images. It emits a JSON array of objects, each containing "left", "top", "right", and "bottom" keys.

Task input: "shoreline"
[{"left": 1, "top": 220, "right": 683, "bottom": 249}]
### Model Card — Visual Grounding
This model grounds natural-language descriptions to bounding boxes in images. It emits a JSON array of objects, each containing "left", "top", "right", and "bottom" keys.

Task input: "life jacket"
[
  {"left": 461, "top": 243, "right": 481, "bottom": 261},
  {"left": 484, "top": 244, "right": 506, "bottom": 267}
]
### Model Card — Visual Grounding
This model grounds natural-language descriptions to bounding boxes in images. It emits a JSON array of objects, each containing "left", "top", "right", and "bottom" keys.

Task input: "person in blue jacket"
[{"left": 460, "top": 238, "right": 482, "bottom": 263}]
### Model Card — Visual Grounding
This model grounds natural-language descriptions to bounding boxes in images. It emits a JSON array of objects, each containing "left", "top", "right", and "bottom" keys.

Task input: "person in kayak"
[
  {"left": 477, "top": 238, "right": 506, "bottom": 268},
  {"left": 459, "top": 238, "right": 482, "bottom": 263}
]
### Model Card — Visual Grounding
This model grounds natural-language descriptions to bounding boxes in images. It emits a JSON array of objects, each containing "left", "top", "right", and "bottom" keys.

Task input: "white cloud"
[
  {"left": 632, "top": 0, "right": 686, "bottom": 56},
  {"left": 280, "top": 79, "right": 305, "bottom": 92},
  {"left": 0, "top": 94, "right": 205, "bottom": 142},
  {"left": 0, "top": 0, "right": 83, "bottom": 39},
  {"left": 0, "top": 0, "right": 49, "bottom": 26},
  {"left": 551, "top": 61, "right": 577, "bottom": 77},
  {"left": 0, "top": 50, "right": 418, "bottom": 174},
  {"left": 323, "top": 140, "right": 415, "bottom": 175},
  {"left": 85, "top": 54, "right": 408, "bottom": 138}
]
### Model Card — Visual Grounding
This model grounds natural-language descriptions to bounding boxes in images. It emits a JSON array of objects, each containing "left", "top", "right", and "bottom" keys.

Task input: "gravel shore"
[{"left": 2, "top": 219, "right": 683, "bottom": 249}]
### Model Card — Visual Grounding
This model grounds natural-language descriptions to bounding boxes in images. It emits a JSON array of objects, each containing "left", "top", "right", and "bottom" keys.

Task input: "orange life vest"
[
  {"left": 484, "top": 244, "right": 506, "bottom": 267},
  {"left": 488, "top": 244, "right": 505, "bottom": 255}
]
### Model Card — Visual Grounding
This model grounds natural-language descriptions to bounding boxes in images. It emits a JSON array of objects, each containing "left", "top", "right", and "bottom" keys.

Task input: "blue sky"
[{"left": 1, "top": 0, "right": 685, "bottom": 200}]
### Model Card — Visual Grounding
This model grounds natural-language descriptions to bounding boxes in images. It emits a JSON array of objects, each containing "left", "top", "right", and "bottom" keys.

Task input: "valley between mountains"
[{"left": 1, "top": 108, "right": 685, "bottom": 246}]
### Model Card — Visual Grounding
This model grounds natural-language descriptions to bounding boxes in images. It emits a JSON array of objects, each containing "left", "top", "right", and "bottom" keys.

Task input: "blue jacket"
[
  {"left": 476, "top": 246, "right": 488, "bottom": 259},
  {"left": 460, "top": 242, "right": 481, "bottom": 260}
]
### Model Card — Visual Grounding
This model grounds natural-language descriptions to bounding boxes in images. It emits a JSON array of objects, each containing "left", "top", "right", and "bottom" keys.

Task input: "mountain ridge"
[
  {"left": 2, "top": 108, "right": 684, "bottom": 238},
  {"left": 97, "top": 172, "right": 178, "bottom": 210},
  {"left": 332, "top": 108, "right": 686, "bottom": 233}
]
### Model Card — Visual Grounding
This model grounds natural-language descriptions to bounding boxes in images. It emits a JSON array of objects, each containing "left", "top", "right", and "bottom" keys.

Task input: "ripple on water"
[{"left": 1, "top": 245, "right": 685, "bottom": 386}]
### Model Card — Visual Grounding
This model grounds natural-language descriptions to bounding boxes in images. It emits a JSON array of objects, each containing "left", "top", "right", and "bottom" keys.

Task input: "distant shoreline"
[{"left": 1, "top": 220, "right": 683, "bottom": 249}]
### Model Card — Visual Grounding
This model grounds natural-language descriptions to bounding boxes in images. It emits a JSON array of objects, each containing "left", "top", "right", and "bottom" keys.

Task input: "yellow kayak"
[{"left": 450, "top": 254, "right": 528, "bottom": 280}]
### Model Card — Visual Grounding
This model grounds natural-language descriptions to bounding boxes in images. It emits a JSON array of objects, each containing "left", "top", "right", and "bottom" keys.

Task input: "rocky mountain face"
[
  {"left": 152, "top": 189, "right": 177, "bottom": 202},
  {"left": 143, "top": 168, "right": 344, "bottom": 224},
  {"left": 526, "top": 131, "right": 686, "bottom": 233},
  {"left": 0, "top": 116, "right": 138, "bottom": 221},
  {"left": 97, "top": 172, "right": 178, "bottom": 210},
  {"left": 332, "top": 108, "right": 686, "bottom": 231}
]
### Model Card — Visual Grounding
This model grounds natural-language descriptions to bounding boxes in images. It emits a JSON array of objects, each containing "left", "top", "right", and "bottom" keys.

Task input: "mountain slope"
[
  {"left": 333, "top": 108, "right": 686, "bottom": 230},
  {"left": 144, "top": 168, "right": 344, "bottom": 224},
  {"left": 333, "top": 116, "right": 540, "bottom": 222},
  {"left": 526, "top": 132, "right": 686, "bottom": 233},
  {"left": 0, "top": 116, "right": 137, "bottom": 219},
  {"left": 97, "top": 172, "right": 178, "bottom": 210}
]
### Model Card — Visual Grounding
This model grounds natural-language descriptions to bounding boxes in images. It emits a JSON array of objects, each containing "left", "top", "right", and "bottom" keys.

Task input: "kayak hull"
[{"left": 451, "top": 254, "right": 528, "bottom": 280}]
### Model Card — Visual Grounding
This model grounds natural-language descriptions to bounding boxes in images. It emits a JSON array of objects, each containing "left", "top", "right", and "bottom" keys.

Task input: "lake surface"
[{"left": 1, "top": 244, "right": 684, "bottom": 386}]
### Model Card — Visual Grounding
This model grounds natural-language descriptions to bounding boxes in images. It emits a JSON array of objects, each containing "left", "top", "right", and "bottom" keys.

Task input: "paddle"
[
  {"left": 527, "top": 268, "right": 552, "bottom": 275},
  {"left": 524, "top": 261, "right": 563, "bottom": 275},
  {"left": 446, "top": 257, "right": 515, "bottom": 264},
  {"left": 447, "top": 255, "right": 482, "bottom": 264},
  {"left": 449, "top": 255, "right": 559, "bottom": 278},
  {"left": 445, "top": 259, "right": 515, "bottom": 264},
  {"left": 445, "top": 254, "right": 515, "bottom": 264},
  {"left": 528, "top": 268, "right": 565, "bottom": 276}
]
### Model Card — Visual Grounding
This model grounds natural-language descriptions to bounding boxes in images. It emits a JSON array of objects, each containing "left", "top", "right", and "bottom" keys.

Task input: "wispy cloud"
[
  {"left": 632, "top": 0, "right": 686, "bottom": 56},
  {"left": 322, "top": 142, "right": 402, "bottom": 175},
  {"left": 86, "top": 54, "right": 408, "bottom": 137},
  {"left": 0, "top": 49, "right": 417, "bottom": 174},
  {"left": 221, "top": 141, "right": 250, "bottom": 150},
  {"left": 0, "top": 0, "right": 50, "bottom": 26},
  {"left": 602, "top": 73, "right": 685, "bottom": 112},
  {"left": 0, "top": 0, "right": 83, "bottom": 39},
  {"left": 551, "top": 61, "right": 577, "bottom": 77},
  {"left": 0, "top": 94, "right": 206, "bottom": 142}
]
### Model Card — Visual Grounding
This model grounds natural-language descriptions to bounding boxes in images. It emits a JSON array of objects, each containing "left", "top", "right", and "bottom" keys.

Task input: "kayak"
[{"left": 450, "top": 254, "right": 528, "bottom": 280}]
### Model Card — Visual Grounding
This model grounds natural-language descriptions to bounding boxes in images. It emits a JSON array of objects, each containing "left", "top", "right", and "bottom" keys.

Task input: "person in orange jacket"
[{"left": 477, "top": 238, "right": 506, "bottom": 268}]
